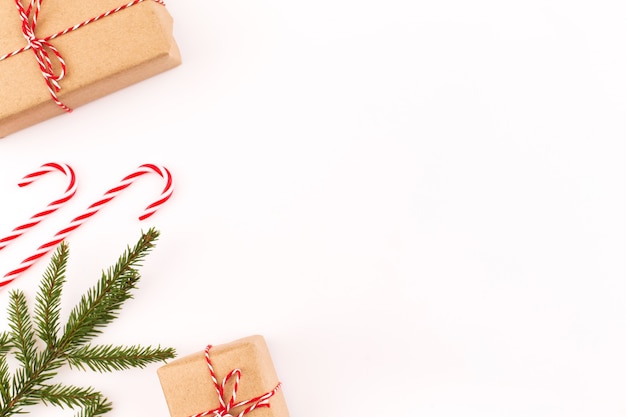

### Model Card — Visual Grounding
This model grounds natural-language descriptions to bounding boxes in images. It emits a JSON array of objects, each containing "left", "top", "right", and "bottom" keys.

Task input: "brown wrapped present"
[
  {"left": 157, "top": 335, "right": 289, "bottom": 417},
  {"left": 0, "top": 0, "right": 181, "bottom": 138}
]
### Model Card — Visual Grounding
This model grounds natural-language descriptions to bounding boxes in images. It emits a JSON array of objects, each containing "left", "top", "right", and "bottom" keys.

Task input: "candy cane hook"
[
  {"left": 0, "top": 164, "right": 173, "bottom": 288},
  {"left": 0, "top": 162, "right": 77, "bottom": 251}
]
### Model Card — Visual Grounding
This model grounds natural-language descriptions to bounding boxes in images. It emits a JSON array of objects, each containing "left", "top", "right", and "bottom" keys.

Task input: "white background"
[{"left": 1, "top": 0, "right": 626, "bottom": 416}]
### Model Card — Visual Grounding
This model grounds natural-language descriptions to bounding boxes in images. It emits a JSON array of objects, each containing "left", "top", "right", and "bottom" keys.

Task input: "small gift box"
[
  {"left": 157, "top": 335, "right": 290, "bottom": 417},
  {"left": 0, "top": 0, "right": 181, "bottom": 137}
]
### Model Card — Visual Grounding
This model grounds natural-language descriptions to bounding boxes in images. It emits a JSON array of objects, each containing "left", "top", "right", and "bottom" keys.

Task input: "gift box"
[
  {"left": 157, "top": 335, "right": 290, "bottom": 417},
  {"left": 0, "top": 0, "right": 181, "bottom": 138}
]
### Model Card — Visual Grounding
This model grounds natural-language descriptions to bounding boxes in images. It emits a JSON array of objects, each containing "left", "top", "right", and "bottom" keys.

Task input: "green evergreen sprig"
[{"left": 0, "top": 228, "right": 176, "bottom": 417}]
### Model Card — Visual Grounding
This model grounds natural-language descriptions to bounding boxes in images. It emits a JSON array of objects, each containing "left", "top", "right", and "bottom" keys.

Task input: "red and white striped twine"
[
  {"left": 0, "top": 162, "right": 77, "bottom": 251},
  {"left": 188, "top": 345, "right": 282, "bottom": 417},
  {"left": 0, "top": 0, "right": 166, "bottom": 112},
  {"left": 0, "top": 163, "right": 173, "bottom": 288}
]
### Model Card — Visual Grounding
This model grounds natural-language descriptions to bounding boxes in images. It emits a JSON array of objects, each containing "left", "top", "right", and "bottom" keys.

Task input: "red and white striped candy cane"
[
  {"left": 0, "top": 163, "right": 173, "bottom": 288},
  {"left": 0, "top": 162, "right": 77, "bottom": 251}
]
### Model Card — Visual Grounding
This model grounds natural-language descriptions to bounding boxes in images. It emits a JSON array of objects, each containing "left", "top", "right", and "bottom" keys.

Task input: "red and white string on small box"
[
  {"left": 0, "top": 163, "right": 173, "bottom": 288},
  {"left": 188, "top": 345, "right": 282, "bottom": 417}
]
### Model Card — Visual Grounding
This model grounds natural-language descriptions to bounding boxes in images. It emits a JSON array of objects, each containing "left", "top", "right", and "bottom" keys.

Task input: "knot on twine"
[{"left": 188, "top": 345, "right": 282, "bottom": 417}]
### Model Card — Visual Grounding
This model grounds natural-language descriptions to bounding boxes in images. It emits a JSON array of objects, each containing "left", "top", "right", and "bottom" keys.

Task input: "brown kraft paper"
[
  {"left": 0, "top": 0, "right": 181, "bottom": 138},
  {"left": 157, "top": 335, "right": 290, "bottom": 417}
]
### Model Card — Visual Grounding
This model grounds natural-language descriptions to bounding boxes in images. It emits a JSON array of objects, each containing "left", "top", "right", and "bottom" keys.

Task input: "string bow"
[
  {"left": 14, "top": 0, "right": 71, "bottom": 112},
  {"left": 189, "top": 345, "right": 282, "bottom": 417}
]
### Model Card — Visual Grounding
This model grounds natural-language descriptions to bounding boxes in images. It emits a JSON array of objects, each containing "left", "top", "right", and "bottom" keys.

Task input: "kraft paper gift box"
[
  {"left": 0, "top": 0, "right": 181, "bottom": 138},
  {"left": 157, "top": 335, "right": 290, "bottom": 417}
]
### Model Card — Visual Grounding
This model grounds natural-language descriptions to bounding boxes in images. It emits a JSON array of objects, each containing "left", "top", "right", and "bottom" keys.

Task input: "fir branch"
[
  {"left": 0, "top": 332, "right": 10, "bottom": 356},
  {"left": 34, "top": 241, "right": 69, "bottom": 349},
  {"left": 5, "top": 329, "right": 65, "bottom": 414},
  {"left": 60, "top": 229, "right": 158, "bottom": 348},
  {"left": 66, "top": 344, "right": 177, "bottom": 373},
  {"left": 7, "top": 290, "right": 37, "bottom": 372},
  {"left": 0, "top": 228, "right": 175, "bottom": 417},
  {"left": 73, "top": 395, "right": 113, "bottom": 417},
  {"left": 0, "top": 356, "right": 11, "bottom": 406},
  {"left": 8, "top": 367, "right": 40, "bottom": 412},
  {"left": 35, "top": 383, "right": 108, "bottom": 412}
]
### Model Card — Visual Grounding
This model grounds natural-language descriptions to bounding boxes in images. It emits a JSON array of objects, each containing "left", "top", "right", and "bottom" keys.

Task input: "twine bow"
[
  {"left": 188, "top": 345, "right": 282, "bottom": 417},
  {"left": 13, "top": 0, "right": 70, "bottom": 112}
]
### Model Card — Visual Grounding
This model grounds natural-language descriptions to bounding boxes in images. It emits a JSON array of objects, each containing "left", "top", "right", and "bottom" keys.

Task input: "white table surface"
[{"left": 1, "top": 1, "right": 626, "bottom": 416}]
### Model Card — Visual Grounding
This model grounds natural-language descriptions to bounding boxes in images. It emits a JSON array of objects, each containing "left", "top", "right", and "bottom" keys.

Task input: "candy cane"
[
  {"left": 0, "top": 162, "right": 77, "bottom": 251},
  {"left": 0, "top": 164, "right": 173, "bottom": 288}
]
